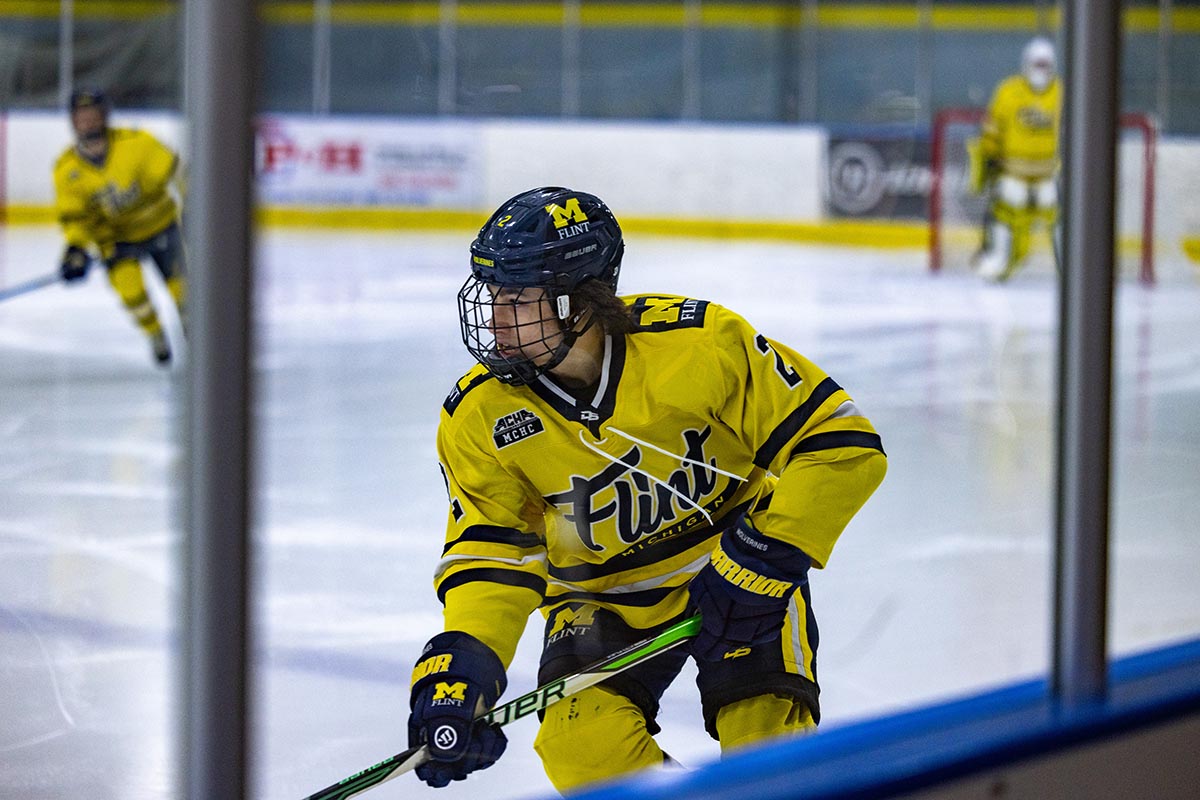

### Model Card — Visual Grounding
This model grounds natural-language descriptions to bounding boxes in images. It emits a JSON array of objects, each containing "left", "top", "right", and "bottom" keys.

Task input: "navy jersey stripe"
[
  {"left": 754, "top": 376, "right": 842, "bottom": 468},
  {"left": 436, "top": 567, "right": 546, "bottom": 604},
  {"left": 789, "top": 430, "right": 886, "bottom": 458},
  {"left": 442, "top": 524, "right": 545, "bottom": 556}
]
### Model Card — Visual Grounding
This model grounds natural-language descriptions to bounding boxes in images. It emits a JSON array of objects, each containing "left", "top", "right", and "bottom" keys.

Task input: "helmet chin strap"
[{"left": 540, "top": 302, "right": 595, "bottom": 377}]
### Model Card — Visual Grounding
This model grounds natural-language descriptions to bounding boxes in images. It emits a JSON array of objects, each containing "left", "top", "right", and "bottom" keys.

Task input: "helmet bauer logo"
[{"left": 433, "top": 724, "right": 458, "bottom": 751}]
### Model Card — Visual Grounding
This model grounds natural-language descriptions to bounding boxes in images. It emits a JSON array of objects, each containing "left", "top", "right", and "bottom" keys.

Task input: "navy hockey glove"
[
  {"left": 408, "top": 631, "right": 508, "bottom": 788},
  {"left": 60, "top": 246, "right": 91, "bottom": 283},
  {"left": 687, "top": 518, "right": 811, "bottom": 661}
]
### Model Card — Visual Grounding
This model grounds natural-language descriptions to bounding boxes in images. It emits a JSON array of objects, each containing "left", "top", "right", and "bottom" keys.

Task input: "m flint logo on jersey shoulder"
[
  {"left": 546, "top": 198, "right": 591, "bottom": 239},
  {"left": 493, "top": 408, "right": 545, "bottom": 448},
  {"left": 548, "top": 604, "right": 596, "bottom": 644},
  {"left": 632, "top": 297, "right": 708, "bottom": 331}
]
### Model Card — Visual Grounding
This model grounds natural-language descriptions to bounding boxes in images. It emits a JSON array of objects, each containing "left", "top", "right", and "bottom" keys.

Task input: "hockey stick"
[
  {"left": 301, "top": 614, "right": 701, "bottom": 800},
  {"left": 0, "top": 272, "right": 61, "bottom": 303}
]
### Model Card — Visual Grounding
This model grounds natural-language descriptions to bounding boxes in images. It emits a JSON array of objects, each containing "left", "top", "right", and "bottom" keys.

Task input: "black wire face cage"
[{"left": 457, "top": 276, "right": 578, "bottom": 386}]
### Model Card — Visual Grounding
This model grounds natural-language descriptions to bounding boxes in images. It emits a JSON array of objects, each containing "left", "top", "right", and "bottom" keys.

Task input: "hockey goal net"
[{"left": 928, "top": 107, "right": 1156, "bottom": 284}]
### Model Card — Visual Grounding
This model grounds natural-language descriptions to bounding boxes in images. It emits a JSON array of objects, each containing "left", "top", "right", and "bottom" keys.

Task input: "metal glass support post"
[
  {"left": 798, "top": 0, "right": 819, "bottom": 123},
  {"left": 1052, "top": 0, "right": 1122, "bottom": 708},
  {"left": 313, "top": 0, "right": 333, "bottom": 114},
  {"left": 915, "top": 1, "right": 934, "bottom": 125},
  {"left": 1156, "top": 0, "right": 1173, "bottom": 131},
  {"left": 58, "top": 0, "right": 74, "bottom": 108},
  {"left": 438, "top": 0, "right": 458, "bottom": 115},
  {"left": 180, "top": 0, "right": 259, "bottom": 797},
  {"left": 681, "top": 0, "right": 702, "bottom": 120},
  {"left": 562, "top": 0, "right": 582, "bottom": 118}
]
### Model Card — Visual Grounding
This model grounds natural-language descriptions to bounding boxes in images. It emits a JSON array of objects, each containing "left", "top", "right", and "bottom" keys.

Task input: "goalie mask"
[
  {"left": 459, "top": 187, "right": 625, "bottom": 385},
  {"left": 1021, "top": 37, "right": 1057, "bottom": 93}
]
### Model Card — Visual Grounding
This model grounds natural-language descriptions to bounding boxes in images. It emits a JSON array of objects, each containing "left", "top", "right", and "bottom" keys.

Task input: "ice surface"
[{"left": 2, "top": 226, "right": 1198, "bottom": 799}]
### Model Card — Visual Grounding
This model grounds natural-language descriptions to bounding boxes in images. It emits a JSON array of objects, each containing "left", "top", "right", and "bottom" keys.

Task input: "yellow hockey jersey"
[
  {"left": 53, "top": 128, "right": 180, "bottom": 254},
  {"left": 435, "top": 295, "right": 887, "bottom": 667},
  {"left": 980, "top": 75, "right": 1061, "bottom": 180}
]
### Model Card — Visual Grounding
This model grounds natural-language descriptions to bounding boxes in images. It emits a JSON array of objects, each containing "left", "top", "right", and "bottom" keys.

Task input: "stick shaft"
[
  {"left": 0, "top": 272, "right": 60, "bottom": 302},
  {"left": 302, "top": 615, "right": 701, "bottom": 800}
]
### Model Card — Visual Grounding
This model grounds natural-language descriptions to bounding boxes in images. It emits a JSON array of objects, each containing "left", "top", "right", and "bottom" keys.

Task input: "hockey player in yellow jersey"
[
  {"left": 406, "top": 187, "right": 887, "bottom": 792},
  {"left": 53, "top": 88, "right": 186, "bottom": 364},
  {"left": 972, "top": 37, "right": 1061, "bottom": 282}
]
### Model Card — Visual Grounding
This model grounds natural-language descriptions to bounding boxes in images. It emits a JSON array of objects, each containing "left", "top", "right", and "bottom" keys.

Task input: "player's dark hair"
[{"left": 573, "top": 278, "right": 638, "bottom": 335}]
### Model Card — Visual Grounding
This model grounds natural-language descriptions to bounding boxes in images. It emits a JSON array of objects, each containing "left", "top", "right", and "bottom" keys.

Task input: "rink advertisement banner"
[
  {"left": 824, "top": 129, "right": 932, "bottom": 220},
  {"left": 254, "top": 116, "right": 483, "bottom": 208}
]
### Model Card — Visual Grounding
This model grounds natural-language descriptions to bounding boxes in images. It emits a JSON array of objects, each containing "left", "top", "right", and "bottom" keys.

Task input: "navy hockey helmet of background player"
[
  {"left": 459, "top": 187, "right": 625, "bottom": 384},
  {"left": 69, "top": 87, "right": 111, "bottom": 118}
]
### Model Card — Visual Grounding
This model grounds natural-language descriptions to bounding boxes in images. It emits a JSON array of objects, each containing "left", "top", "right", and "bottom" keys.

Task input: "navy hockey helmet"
[
  {"left": 69, "top": 88, "right": 111, "bottom": 117},
  {"left": 68, "top": 88, "right": 111, "bottom": 150},
  {"left": 459, "top": 187, "right": 626, "bottom": 385},
  {"left": 469, "top": 186, "right": 624, "bottom": 293}
]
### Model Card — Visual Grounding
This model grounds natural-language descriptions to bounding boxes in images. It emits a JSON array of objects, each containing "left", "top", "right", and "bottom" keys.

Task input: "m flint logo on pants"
[
  {"left": 548, "top": 605, "right": 596, "bottom": 643},
  {"left": 493, "top": 408, "right": 545, "bottom": 448}
]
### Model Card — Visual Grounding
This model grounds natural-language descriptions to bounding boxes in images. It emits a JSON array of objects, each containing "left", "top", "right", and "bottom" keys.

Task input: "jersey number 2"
[{"left": 755, "top": 334, "right": 802, "bottom": 388}]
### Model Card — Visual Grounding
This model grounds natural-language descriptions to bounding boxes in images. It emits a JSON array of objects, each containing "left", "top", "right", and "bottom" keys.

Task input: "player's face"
[
  {"left": 71, "top": 106, "right": 109, "bottom": 159},
  {"left": 487, "top": 285, "right": 564, "bottom": 366}
]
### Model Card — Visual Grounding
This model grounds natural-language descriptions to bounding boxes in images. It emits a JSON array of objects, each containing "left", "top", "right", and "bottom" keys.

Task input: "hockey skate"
[
  {"left": 150, "top": 332, "right": 172, "bottom": 365},
  {"left": 973, "top": 222, "right": 1013, "bottom": 282}
]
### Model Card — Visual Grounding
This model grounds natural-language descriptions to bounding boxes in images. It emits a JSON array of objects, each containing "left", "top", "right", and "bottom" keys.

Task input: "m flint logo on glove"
[{"left": 432, "top": 681, "right": 468, "bottom": 705}]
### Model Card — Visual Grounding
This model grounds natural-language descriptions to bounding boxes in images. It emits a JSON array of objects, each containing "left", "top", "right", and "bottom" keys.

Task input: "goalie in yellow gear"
[
  {"left": 53, "top": 88, "right": 187, "bottom": 365},
  {"left": 970, "top": 37, "right": 1061, "bottom": 282}
]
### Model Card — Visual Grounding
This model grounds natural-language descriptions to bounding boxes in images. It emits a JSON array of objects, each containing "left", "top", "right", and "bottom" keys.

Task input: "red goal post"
[{"left": 929, "top": 107, "right": 1156, "bottom": 284}]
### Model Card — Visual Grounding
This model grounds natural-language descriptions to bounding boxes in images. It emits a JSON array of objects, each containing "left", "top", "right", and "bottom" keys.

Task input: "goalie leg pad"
[
  {"left": 534, "top": 686, "right": 666, "bottom": 792},
  {"left": 1033, "top": 177, "right": 1058, "bottom": 211},
  {"left": 994, "top": 175, "right": 1030, "bottom": 209}
]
